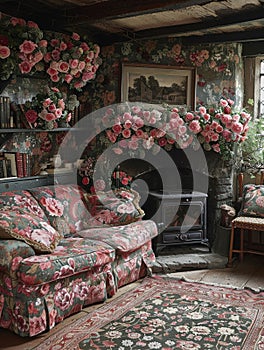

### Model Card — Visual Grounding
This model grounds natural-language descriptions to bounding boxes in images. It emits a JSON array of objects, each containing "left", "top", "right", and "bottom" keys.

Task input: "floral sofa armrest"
[{"left": 0, "top": 240, "right": 35, "bottom": 277}]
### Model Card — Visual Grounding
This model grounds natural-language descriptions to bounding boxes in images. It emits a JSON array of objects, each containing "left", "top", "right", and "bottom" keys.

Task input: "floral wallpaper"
[
  {"left": 0, "top": 32, "right": 245, "bottom": 181},
  {"left": 83, "top": 39, "right": 243, "bottom": 111}
]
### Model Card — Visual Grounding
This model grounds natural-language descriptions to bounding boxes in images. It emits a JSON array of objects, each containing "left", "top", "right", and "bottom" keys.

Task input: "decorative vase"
[{"left": 52, "top": 154, "right": 62, "bottom": 168}]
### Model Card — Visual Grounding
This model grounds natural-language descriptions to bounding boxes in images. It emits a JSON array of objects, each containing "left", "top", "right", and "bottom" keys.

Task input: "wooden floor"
[{"left": 1, "top": 254, "right": 264, "bottom": 350}]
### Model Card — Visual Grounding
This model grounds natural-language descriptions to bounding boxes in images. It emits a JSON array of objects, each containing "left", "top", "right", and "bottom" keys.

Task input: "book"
[
  {"left": 22, "top": 153, "right": 31, "bottom": 177},
  {"left": 3, "top": 96, "right": 10, "bottom": 128},
  {"left": 15, "top": 152, "right": 24, "bottom": 178},
  {"left": 0, "top": 96, "right": 4, "bottom": 128},
  {"left": 4, "top": 153, "right": 17, "bottom": 177},
  {"left": 0, "top": 155, "right": 6, "bottom": 178}
]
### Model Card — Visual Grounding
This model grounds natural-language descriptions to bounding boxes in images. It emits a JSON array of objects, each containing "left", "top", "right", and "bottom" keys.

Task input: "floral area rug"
[{"left": 34, "top": 276, "right": 264, "bottom": 350}]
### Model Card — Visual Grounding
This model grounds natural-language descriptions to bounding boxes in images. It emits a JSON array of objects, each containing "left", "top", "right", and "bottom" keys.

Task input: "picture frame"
[{"left": 121, "top": 63, "right": 196, "bottom": 109}]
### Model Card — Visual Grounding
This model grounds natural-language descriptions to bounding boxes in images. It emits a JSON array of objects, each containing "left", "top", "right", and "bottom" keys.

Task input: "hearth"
[{"left": 144, "top": 190, "right": 208, "bottom": 255}]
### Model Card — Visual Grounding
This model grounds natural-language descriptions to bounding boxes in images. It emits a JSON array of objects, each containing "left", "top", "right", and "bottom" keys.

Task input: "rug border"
[{"left": 33, "top": 276, "right": 264, "bottom": 350}]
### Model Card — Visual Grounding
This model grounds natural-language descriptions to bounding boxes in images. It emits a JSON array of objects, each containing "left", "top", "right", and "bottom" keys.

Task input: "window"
[{"left": 259, "top": 58, "right": 264, "bottom": 117}]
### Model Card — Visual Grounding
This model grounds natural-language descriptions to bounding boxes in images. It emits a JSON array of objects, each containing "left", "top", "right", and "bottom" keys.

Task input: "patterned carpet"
[{"left": 33, "top": 276, "right": 264, "bottom": 349}]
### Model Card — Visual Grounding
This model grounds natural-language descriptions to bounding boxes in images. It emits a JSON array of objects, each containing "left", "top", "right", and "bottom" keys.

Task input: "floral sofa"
[{"left": 0, "top": 184, "right": 158, "bottom": 337}]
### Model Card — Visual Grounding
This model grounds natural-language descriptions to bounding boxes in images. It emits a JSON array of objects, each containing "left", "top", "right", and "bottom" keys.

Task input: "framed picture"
[{"left": 121, "top": 63, "right": 196, "bottom": 109}]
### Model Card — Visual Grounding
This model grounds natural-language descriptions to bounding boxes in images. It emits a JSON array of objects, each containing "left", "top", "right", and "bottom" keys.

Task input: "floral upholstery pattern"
[
  {"left": 0, "top": 190, "right": 48, "bottom": 219},
  {"left": 0, "top": 184, "right": 158, "bottom": 337},
  {"left": 17, "top": 238, "right": 115, "bottom": 285},
  {"left": 0, "top": 240, "right": 35, "bottom": 276},
  {"left": 113, "top": 240, "right": 156, "bottom": 289},
  {"left": 0, "top": 209, "right": 62, "bottom": 252},
  {"left": 0, "top": 268, "right": 111, "bottom": 337},
  {"left": 83, "top": 188, "right": 144, "bottom": 227},
  {"left": 29, "top": 184, "right": 93, "bottom": 236},
  {"left": 78, "top": 220, "right": 158, "bottom": 252},
  {"left": 239, "top": 184, "right": 264, "bottom": 217}
]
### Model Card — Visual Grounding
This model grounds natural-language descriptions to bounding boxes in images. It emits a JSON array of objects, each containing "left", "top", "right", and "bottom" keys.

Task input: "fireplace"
[
  {"left": 120, "top": 149, "right": 233, "bottom": 255},
  {"left": 144, "top": 190, "right": 208, "bottom": 255}
]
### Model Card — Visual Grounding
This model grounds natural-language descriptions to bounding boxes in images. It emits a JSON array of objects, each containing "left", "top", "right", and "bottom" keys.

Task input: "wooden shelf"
[{"left": 0, "top": 128, "right": 73, "bottom": 133}]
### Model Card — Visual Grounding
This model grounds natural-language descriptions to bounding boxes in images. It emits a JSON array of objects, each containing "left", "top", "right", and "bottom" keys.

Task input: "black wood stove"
[{"left": 145, "top": 190, "right": 208, "bottom": 255}]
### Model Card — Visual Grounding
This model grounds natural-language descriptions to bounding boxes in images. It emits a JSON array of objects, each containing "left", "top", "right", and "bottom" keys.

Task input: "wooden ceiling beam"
[
  {"left": 63, "top": 0, "right": 214, "bottom": 21},
  {"left": 123, "top": 7, "right": 264, "bottom": 41}
]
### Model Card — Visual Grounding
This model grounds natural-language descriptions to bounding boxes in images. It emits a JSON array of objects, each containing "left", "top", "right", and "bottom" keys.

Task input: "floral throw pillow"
[
  {"left": 29, "top": 185, "right": 93, "bottom": 236},
  {"left": 239, "top": 184, "right": 264, "bottom": 217},
  {"left": 0, "top": 209, "right": 62, "bottom": 252},
  {"left": 83, "top": 188, "right": 145, "bottom": 227},
  {"left": 0, "top": 190, "right": 47, "bottom": 219}
]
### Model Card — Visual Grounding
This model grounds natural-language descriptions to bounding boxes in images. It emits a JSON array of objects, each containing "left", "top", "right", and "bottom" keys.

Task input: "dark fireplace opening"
[
  {"left": 119, "top": 148, "right": 233, "bottom": 255},
  {"left": 119, "top": 150, "right": 210, "bottom": 255}
]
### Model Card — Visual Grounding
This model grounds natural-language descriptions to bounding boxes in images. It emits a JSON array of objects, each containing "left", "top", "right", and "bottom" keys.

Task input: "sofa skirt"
[{"left": 0, "top": 264, "right": 113, "bottom": 337}]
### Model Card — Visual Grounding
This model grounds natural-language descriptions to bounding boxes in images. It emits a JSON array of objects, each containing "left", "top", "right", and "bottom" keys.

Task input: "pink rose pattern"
[
  {"left": 0, "top": 228, "right": 156, "bottom": 336},
  {"left": 240, "top": 185, "right": 264, "bottom": 217}
]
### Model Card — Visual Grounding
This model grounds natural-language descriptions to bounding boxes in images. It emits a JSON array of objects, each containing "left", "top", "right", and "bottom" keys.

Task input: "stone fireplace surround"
[{"left": 120, "top": 148, "right": 233, "bottom": 251}]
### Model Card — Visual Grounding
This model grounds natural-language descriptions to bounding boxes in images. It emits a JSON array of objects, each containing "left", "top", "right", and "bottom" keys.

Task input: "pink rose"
[
  {"left": 122, "top": 129, "right": 131, "bottom": 138},
  {"left": 178, "top": 125, "right": 187, "bottom": 135},
  {"left": 199, "top": 106, "right": 206, "bottom": 114},
  {"left": 212, "top": 144, "right": 221, "bottom": 153},
  {"left": 80, "top": 42, "right": 89, "bottom": 52},
  {"left": 50, "top": 74, "right": 60, "bottom": 82},
  {"left": 119, "top": 139, "right": 128, "bottom": 148},
  {"left": 63, "top": 74, "right": 72, "bottom": 84},
  {"left": 43, "top": 98, "right": 51, "bottom": 107},
  {"left": 220, "top": 99, "right": 228, "bottom": 107},
  {"left": 78, "top": 61, "right": 86, "bottom": 71},
  {"left": 73, "top": 81, "right": 84, "bottom": 89},
  {"left": 72, "top": 32, "right": 80, "bottom": 41},
  {"left": 58, "top": 61, "right": 69, "bottom": 73},
  {"left": 45, "top": 113, "right": 57, "bottom": 121},
  {"left": 39, "top": 40, "right": 48, "bottom": 48},
  {"left": 47, "top": 67, "right": 57, "bottom": 76},
  {"left": 112, "top": 124, "right": 122, "bottom": 134},
  {"left": 231, "top": 122, "right": 243, "bottom": 134},
  {"left": 106, "top": 130, "right": 117, "bottom": 143},
  {"left": 82, "top": 72, "right": 94, "bottom": 81},
  {"left": 44, "top": 52, "right": 52, "bottom": 63},
  {"left": 188, "top": 120, "right": 202, "bottom": 134},
  {"left": 158, "top": 137, "right": 167, "bottom": 147},
  {"left": 133, "top": 117, "right": 144, "bottom": 129},
  {"left": 185, "top": 112, "right": 194, "bottom": 121},
  {"left": 60, "top": 42, "right": 67, "bottom": 51},
  {"left": 58, "top": 99, "right": 65, "bottom": 109},
  {"left": 27, "top": 20, "right": 39, "bottom": 28},
  {"left": 10, "top": 17, "right": 26, "bottom": 26},
  {"left": 50, "top": 39, "right": 60, "bottom": 47},
  {"left": 0, "top": 45, "right": 10, "bottom": 59},
  {"left": 215, "top": 124, "right": 223, "bottom": 133},
  {"left": 69, "top": 59, "right": 79, "bottom": 69},
  {"left": 128, "top": 139, "right": 138, "bottom": 150},
  {"left": 19, "top": 40, "right": 37, "bottom": 54},
  {"left": 48, "top": 103, "right": 56, "bottom": 112},
  {"left": 25, "top": 110, "right": 38, "bottom": 123},
  {"left": 203, "top": 113, "right": 210, "bottom": 121},
  {"left": 19, "top": 61, "right": 33, "bottom": 74},
  {"left": 113, "top": 148, "right": 123, "bottom": 155},
  {"left": 55, "top": 109, "right": 62, "bottom": 118},
  {"left": 41, "top": 197, "right": 64, "bottom": 217},
  {"left": 51, "top": 49, "right": 61, "bottom": 61},
  {"left": 33, "top": 51, "right": 43, "bottom": 63},
  {"left": 222, "top": 129, "right": 232, "bottom": 141}
]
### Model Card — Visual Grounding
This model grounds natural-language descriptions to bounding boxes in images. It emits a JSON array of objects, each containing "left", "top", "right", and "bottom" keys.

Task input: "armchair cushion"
[
  {"left": 83, "top": 188, "right": 144, "bottom": 227},
  {"left": 239, "top": 184, "right": 264, "bottom": 217}
]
